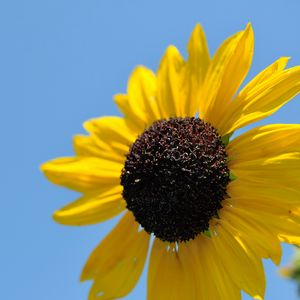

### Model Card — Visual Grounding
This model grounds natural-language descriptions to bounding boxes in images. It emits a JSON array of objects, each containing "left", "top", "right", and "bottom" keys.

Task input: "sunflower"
[{"left": 41, "top": 23, "right": 300, "bottom": 300}]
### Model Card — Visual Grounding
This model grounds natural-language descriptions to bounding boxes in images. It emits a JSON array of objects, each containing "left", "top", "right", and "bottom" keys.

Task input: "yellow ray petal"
[
  {"left": 114, "top": 94, "right": 147, "bottom": 133},
  {"left": 227, "top": 124, "right": 300, "bottom": 208},
  {"left": 128, "top": 66, "right": 161, "bottom": 124},
  {"left": 83, "top": 116, "right": 136, "bottom": 148},
  {"left": 81, "top": 212, "right": 150, "bottom": 300},
  {"left": 184, "top": 237, "right": 222, "bottom": 299},
  {"left": 221, "top": 202, "right": 282, "bottom": 265},
  {"left": 194, "top": 235, "right": 241, "bottom": 299},
  {"left": 228, "top": 179, "right": 300, "bottom": 212},
  {"left": 226, "top": 204, "right": 300, "bottom": 247},
  {"left": 53, "top": 185, "right": 125, "bottom": 225},
  {"left": 219, "top": 66, "right": 300, "bottom": 135},
  {"left": 230, "top": 152, "right": 300, "bottom": 187},
  {"left": 237, "top": 57, "right": 289, "bottom": 100},
  {"left": 178, "top": 240, "right": 205, "bottom": 299},
  {"left": 228, "top": 191, "right": 298, "bottom": 215},
  {"left": 228, "top": 124, "right": 300, "bottom": 163},
  {"left": 74, "top": 116, "right": 136, "bottom": 163},
  {"left": 147, "top": 239, "right": 199, "bottom": 300},
  {"left": 182, "top": 23, "right": 210, "bottom": 116},
  {"left": 211, "top": 219, "right": 265, "bottom": 299},
  {"left": 115, "top": 67, "right": 160, "bottom": 132},
  {"left": 41, "top": 157, "right": 122, "bottom": 192},
  {"left": 201, "top": 24, "right": 254, "bottom": 128},
  {"left": 148, "top": 239, "right": 184, "bottom": 300},
  {"left": 157, "top": 46, "right": 185, "bottom": 118},
  {"left": 73, "top": 135, "right": 125, "bottom": 163}
]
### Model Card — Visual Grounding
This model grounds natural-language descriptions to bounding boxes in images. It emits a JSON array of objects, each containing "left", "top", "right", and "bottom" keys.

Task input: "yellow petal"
[
  {"left": 114, "top": 66, "right": 159, "bottom": 132},
  {"left": 211, "top": 219, "right": 265, "bottom": 298},
  {"left": 219, "top": 66, "right": 300, "bottom": 135},
  {"left": 221, "top": 202, "right": 282, "bottom": 265},
  {"left": 194, "top": 235, "right": 241, "bottom": 299},
  {"left": 230, "top": 152, "right": 300, "bottom": 187},
  {"left": 127, "top": 66, "right": 161, "bottom": 124},
  {"left": 182, "top": 23, "right": 210, "bottom": 116},
  {"left": 114, "top": 94, "right": 146, "bottom": 133},
  {"left": 53, "top": 185, "right": 125, "bottom": 225},
  {"left": 228, "top": 124, "right": 300, "bottom": 163},
  {"left": 201, "top": 24, "right": 254, "bottom": 128},
  {"left": 178, "top": 240, "right": 205, "bottom": 299},
  {"left": 225, "top": 204, "right": 300, "bottom": 247},
  {"left": 73, "top": 135, "right": 125, "bottom": 163},
  {"left": 228, "top": 124, "right": 300, "bottom": 214},
  {"left": 81, "top": 212, "right": 150, "bottom": 300},
  {"left": 74, "top": 116, "right": 136, "bottom": 163},
  {"left": 186, "top": 237, "right": 225, "bottom": 299},
  {"left": 227, "top": 179, "right": 300, "bottom": 247},
  {"left": 187, "top": 24, "right": 210, "bottom": 81},
  {"left": 157, "top": 46, "right": 185, "bottom": 118},
  {"left": 83, "top": 116, "right": 135, "bottom": 150},
  {"left": 237, "top": 57, "right": 289, "bottom": 100},
  {"left": 147, "top": 239, "right": 198, "bottom": 300},
  {"left": 228, "top": 179, "right": 300, "bottom": 211},
  {"left": 41, "top": 157, "right": 122, "bottom": 192},
  {"left": 148, "top": 236, "right": 240, "bottom": 300}
]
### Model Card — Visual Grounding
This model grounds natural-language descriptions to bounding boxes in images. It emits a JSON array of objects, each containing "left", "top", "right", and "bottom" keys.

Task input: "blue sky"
[{"left": 2, "top": 0, "right": 300, "bottom": 299}]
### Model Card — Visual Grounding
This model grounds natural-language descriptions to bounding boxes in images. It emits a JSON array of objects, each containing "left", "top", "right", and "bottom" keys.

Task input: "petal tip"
[
  {"left": 40, "top": 162, "right": 47, "bottom": 172},
  {"left": 245, "top": 22, "right": 254, "bottom": 37},
  {"left": 80, "top": 271, "right": 88, "bottom": 283},
  {"left": 193, "top": 23, "right": 204, "bottom": 34},
  {"left": 113, "top": 93, "right": 127, "bottom": 104},
  {"left": 165, "top": 45, "right": 180, "bottom": 57},
  {"left": 52, "top": 210, "right": 62, "bottom": 223},
  {"left": 246, "top": 22, "right": 253, "bottom": 30},
  {"left": 40, "top": 160, "right": 55, "bottom": 174}
]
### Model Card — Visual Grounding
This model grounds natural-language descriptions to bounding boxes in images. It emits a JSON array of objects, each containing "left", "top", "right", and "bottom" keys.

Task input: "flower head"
[{"left": 42, "top": 23, "right": 300, "bottom": 300}]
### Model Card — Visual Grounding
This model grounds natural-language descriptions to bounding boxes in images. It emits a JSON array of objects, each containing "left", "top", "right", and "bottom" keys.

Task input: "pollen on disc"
[{"left": 121, "top": 117, "right": 230, "bottom": 243}]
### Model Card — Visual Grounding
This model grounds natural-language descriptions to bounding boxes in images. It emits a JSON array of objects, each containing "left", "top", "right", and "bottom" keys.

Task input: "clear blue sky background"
[{"left": 1, "top": 0, "right": 300, "bottom": 299}]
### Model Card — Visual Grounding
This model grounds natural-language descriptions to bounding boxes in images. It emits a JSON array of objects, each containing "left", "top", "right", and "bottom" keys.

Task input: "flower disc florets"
[{"left": 121, "top": 117, "right": 230, "bottom": 242}]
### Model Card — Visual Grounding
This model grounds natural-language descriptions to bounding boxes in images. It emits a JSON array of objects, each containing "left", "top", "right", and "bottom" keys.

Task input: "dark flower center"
[{"left": 120, "top": 117, "right": 230, "bottom": 242}]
